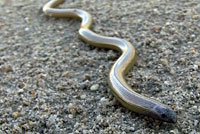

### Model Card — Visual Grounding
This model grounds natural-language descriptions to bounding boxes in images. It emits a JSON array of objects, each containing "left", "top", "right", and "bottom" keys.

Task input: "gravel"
[{"left": 0, "top": 0, "right": 200, "bottom": 133}]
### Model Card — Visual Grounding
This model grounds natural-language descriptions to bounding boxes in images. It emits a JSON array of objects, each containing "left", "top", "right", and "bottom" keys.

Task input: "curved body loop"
[{"left": 43, "top": 0, "right": 176, "bottom": 123}]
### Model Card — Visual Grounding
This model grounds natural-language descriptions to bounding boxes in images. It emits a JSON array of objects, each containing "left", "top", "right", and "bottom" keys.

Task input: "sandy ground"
[{"left": 0, "top": 0, "right": 200, "bottom": 133}]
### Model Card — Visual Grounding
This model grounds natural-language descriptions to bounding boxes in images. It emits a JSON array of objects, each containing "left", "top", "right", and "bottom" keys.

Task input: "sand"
[{"left": 0, "top": 0, "right": 200, "bottom": 133}]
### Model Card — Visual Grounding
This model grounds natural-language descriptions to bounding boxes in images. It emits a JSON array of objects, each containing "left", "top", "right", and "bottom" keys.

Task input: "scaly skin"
[{"left": 43, "top": 0, "right": 176, "bottom": 123}]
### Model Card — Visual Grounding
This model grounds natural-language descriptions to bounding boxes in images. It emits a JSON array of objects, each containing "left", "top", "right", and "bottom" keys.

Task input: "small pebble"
[
  {"left": 96, "top": 114, "right": 102, "bottom": 121},
  {"left": 193, "top": 64, "right": 198, "bottom": 70},
  {"left": 80, "top": 94, "right": 86, "bottom": 99},
  {"left": 1, "top": 65, "right": 12, "bottom": 73},
  {"left": 12, "top": 112, "right": 19, "bottom": 118},
  {"left": 48, "top": 115, "right": 57, "bottom": 125},
  {"left": 68, "top": 114, "right": 73, "bottom": 119},
  {"left": 90, "top": 84, "right": 99, "bottom": 91},
  {"left": 22, "top": 123, "right": 30, "bottom": 131},
  {"left": 100, "top": 97, "right": 107, "bottom": 102},
  {"left": 25, "top": 27, "right": 29, "bottom": 31},
  {"left": 160, "top": 58, "right": 168, "bottom": 66},
  {"left": 170, "top": 129, "right": 179, "bottom": 134},
  {"left": 17, "top": 88, "right": 24, "bottom": 94},
  {"left": 62, "top": 71, "right": 70, "bottom": 77}
]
